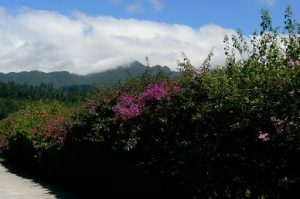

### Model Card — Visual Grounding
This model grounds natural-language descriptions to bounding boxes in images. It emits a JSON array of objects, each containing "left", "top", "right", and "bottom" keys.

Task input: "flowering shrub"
[
  {"left": 112, "top": 82, "right": 181, "bottom": 122},
  {"left": 0, "top": 101, "right": 72, "bottom": 166},
  {"left": 43, "top": 115, "right": 70, "bottom": 145},
  {"left": 170, "top": 6, "right": 300, "bottom": 198}
]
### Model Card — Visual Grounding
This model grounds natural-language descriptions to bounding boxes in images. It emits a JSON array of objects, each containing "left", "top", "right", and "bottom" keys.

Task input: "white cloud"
[
  {"left": 149, "top": 0, "right": 163, "bottom": 11},
  {"left": 0, "top": 7, "right": 236, "bottom": 75},
  {"left": 126, "top": 3, "right": 144, "bottom": 13}
]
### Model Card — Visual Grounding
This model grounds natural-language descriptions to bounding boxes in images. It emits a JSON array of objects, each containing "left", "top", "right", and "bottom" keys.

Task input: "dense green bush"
[
  {"left": 0, "top": 6, "right": 300, "bottom": 198},
  {"left": 0, "top": 98, "right": 27, "bottom": 119}
]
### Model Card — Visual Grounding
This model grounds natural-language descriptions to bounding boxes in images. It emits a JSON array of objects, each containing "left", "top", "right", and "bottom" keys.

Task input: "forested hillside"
[
  {"left": 0, "top": 62, "right": 177, "bottom": 87},
  {"left": 0, "top": 81, "right": 95, "bottom": 119}
]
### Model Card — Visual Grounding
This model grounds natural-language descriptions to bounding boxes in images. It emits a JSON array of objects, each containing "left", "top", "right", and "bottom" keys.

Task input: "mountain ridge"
[{"left": 0, "top": 61, "right": 179, "bottom": 87}]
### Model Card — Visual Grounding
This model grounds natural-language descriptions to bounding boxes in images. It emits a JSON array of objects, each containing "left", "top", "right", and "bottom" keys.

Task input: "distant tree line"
[
  {"left": 0, "top": 81, "right": 96, "bottom": 102},
  {"left": 0, "top": 81, "right": 97, "bottom": 119}
]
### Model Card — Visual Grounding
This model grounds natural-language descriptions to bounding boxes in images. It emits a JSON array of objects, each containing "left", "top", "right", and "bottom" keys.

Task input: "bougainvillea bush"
[
  {"left": 0, "top": 100, "right": 72, "bottom": 173},
  {"left": 1, "top": 6, "right": 300, "bottom": 198}
]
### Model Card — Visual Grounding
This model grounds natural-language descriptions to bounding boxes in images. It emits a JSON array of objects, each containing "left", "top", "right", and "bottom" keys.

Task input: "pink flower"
[
  {"left": 139, "top": 83, "right": 170, "bottom": 102},
  {"left": 31, "top": 128, "right": 38, "bottom": 135},
  {"left": 112, "top": 82, "right": 182, "bottom": 120},
  {"left": 43, "top": 115, "right": 68, "bottom": 145},
  {"left": 112, "top": 93, "right": 142, "bottom": 120},
  {"left": 258, "top": 131, "right": 270, "bottom": 142}
]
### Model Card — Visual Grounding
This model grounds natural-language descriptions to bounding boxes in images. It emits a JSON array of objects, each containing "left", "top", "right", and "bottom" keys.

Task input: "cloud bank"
[{"left": 0, "top": 8, "right": 236, "bottom": 75}]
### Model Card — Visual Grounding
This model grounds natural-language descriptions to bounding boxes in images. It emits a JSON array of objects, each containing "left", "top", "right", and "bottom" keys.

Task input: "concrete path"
[{"left": 0, "top": 164, "right": 69, "bottom": 199}]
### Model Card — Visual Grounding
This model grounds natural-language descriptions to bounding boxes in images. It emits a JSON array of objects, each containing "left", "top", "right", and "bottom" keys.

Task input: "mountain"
[{"left": 0, "top": 61, "right": 179, "bottom": 87}]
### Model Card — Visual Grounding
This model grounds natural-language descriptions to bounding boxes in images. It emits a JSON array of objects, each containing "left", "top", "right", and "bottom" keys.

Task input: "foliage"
[
  {"left": 0, "top": 81, "right": 94, "bottom": 102},
  {"left": 0, "top": 81, "right": 96, "bottom": 120},
  {"left": 0, "top": 101, "right": 72, "bottom": 169},
  {"left": 0, "top": 98, "right": 27, "bottom": 120}
]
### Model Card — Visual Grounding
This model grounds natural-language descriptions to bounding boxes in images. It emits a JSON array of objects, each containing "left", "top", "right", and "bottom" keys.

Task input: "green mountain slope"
[{"left": 0, "top": 61, "right": 178, "bottom": 87}]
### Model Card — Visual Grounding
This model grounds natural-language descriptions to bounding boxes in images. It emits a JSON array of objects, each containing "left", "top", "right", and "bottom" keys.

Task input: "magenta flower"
[
  {"left": 112, "top": 82, "right": 182, "bottom": 120},
  {"left": 112, "top": 93, "right": 142, "bottom": 120},
  {"left": 139, "top": 83, "right": 171, "bottom": 102},
  {"left": 258, "top": 131, "right": 270, "bottom": 142}
]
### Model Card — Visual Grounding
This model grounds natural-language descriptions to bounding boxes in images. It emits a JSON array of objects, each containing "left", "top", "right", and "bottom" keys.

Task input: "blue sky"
[
  {"left": 0, "top": 0, "right": 299, "bottom": 74},
  {"left": 1, "top": 0, "right": 299, "bottom": 34}
]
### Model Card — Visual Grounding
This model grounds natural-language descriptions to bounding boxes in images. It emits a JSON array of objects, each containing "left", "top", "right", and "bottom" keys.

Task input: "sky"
[{"left": 0, "top": 0, "right": 299, "bottom": 74}]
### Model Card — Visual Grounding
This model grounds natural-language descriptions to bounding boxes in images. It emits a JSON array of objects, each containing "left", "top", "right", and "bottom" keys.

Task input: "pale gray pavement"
[{"left": 0, "top": 164, "right": 70, "bottom": 199}]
